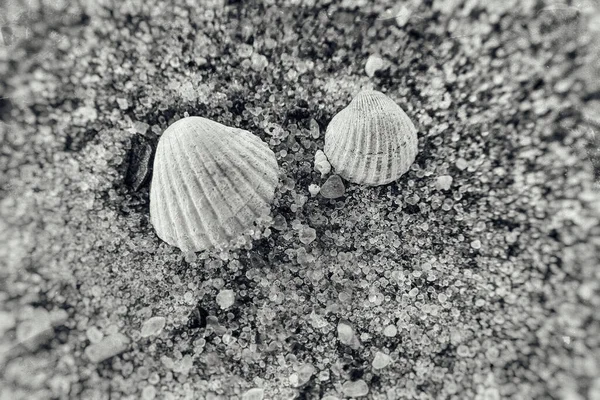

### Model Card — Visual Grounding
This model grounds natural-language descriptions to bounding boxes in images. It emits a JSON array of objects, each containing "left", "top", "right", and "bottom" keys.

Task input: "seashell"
[
  {"left": 150, "top": 117, "right": 279, "bottom": 252},
  {"left": 324, "top": 90, "right": 418, "bottom": 186}
]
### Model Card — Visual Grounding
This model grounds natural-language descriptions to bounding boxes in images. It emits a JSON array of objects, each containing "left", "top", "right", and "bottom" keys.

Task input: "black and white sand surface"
[{"left": 1, "top": 0, "right": 600, "bottom": 399}]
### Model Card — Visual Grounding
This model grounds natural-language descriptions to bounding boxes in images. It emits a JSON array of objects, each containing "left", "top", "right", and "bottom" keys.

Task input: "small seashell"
[
  {"left": 150, "top": 117, "right": 279, "bottom": 252},
  {"left": 324, "top": 90, "right": 418, "bottom": 186}
]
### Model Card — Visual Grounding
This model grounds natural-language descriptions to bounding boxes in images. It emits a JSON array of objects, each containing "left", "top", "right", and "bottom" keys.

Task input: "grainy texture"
[{"left": 1, "top": 0, "right": 600, "bottom": 399}]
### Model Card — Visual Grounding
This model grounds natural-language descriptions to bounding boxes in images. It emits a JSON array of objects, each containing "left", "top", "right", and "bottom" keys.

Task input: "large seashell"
[
  {"left": 150, "top": 117, "right": 279, "bottom": 252},
  {"left": 324, "top": 90, "right": 418, "bottom": 186}
]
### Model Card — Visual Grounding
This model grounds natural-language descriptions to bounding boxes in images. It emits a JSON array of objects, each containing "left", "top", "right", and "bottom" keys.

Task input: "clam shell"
[
  {"left": 324, "top": 90, "right": 418, "bottom": 186},
  {"left": 150, "top": 117, "right": 279, "bottom": 252}
]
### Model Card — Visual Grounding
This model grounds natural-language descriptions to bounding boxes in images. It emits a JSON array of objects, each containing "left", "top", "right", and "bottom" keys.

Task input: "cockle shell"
[
  {"left": 150, "top": 117, "right": 279, "bottom": 252},
  {"left": 324, "top": 90, "right": 418, "bottom": 186}
]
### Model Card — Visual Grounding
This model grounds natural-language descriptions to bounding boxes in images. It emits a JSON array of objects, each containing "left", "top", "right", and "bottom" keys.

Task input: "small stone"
[
  {"left": 141, "top": 316, "right": 166, "bottom": 338},
  {"left": 314, "top": 150, "right": 331, "bottom": 177},
  {"left": 322, "top": 396, "right": 341, "bottom": 400},
  {"left": 173, "top": 354, "right": 194, "bottom": 375},
  {"left": 49, "top": 309, "right": 69, "bottom": 326},
  {"left": 116, "top": 98, "right": 129, "bottom": 110},
  {"left": 337, "top": 321, "right": 360, "bottom": 349},
  {"left": 184, "top": 251, "right": 197, "bottom": 263},
  {"left": 251, "top": 53, "right": 269, "bottom": 72},
  {"left": 125, "top": 135, "right": 153, "bottom": 191},
  {"left": 179, "top": 81, "right": 196, "bottom": 101},
  {"left": 85, "top": 333, "right": 130, "bottom": 363},
  {"left": 456, "top": 344, "right": 470, "bottom": 357},
  {"left": 309, "top": 310, "right": 329, "bottom": 328},
  {"left": 0, "top": 311, "right": 16, "bottom": 335},
  {"left": 86, "top": 326, "right": 104, "bottom": 343},
  {"left": 372, "top": 351, "right": 391, "bottom": 369},
  {"left": 309, "top": 119, "right": 320, "bottom": 139},
  {"left": 299, "top": 226, "right": 317, "bottom": 245},
  {"left": 435, "top": 175, "right": 453, "bottom": 191},
  {"left": 238, "top": 43, "right": 254, "bottom": 58},
  {"left": 395, "top": 5, "right": 412, "bottom": 27},
  {"left": 342, "top": 379, "right": 369, "bottom": 397},
  {"left": 308, "top": 184, "right": 320, "bottom": 197},
  {"left": 456, "top": 158, "right": 468, "bottom": 170},
  {"left": 471, "top": 240, "right": 481, "bottom": 249},
  {"left": 131, "top": 120, "right": 150, "bottom": 135},
  {"left": 365, "top": 54, "right": 386, "bottom": 77},
  {"left": 320, "top": 175, "right": 345, "bottom": 199},
  {"left": 216, "top": 289, "right": 236, "bottom": 309},
  {"left": 242, "top": 388, "right": 264, "bottom": 400},
  {"left": 142, "top": 385, "right": 157, "bottom": 400},
  {"left": 16, "top": 308, "right": 53, "bottom": 350},
  {"left": 382, "top": 324, "right": 397, "bottom": 337},
  {"left": 272, "top": 214, "right": 288, "bottom": 230},
  {"left": 291, "top": 363, "right": 315, "bottom": 387}
]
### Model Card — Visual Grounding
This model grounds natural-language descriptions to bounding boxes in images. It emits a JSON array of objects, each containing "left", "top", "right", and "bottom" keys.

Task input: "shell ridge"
[
  {"left": 149, "top": 155, "right": 161, "bottom": 227},
  {"left": 233, "top": 132, "right": 279, "bottom": 178},
  {"left": 356, "top": 108, "right": 371, "bottom": 182},
  {"left": 182, "top": 136, "right": 229, "bottom": 247},
  {"left": 158, "top": 143, "right": 185, "bottom": 247},
  {"left": 386, "top": 115, "right": 396, "bottom": 183},
  {"left": 215, "top": 131, "right": 277, "bottom": 239},
  {"left": 185, "top": 121, "right": 233, "bottom": 246},
  {"left": 152, "top": 165, "right": 170, "bottom": 235},
  {"left": 227, "top": 131, "right": 279, "bottom": 192},
  {"left": 165, "top": 138, "right": 198, "bottom": 250},
  {"left": 172, "top": 132, "right": 217, "bottom": 249},
  {"left": 359, "top": 110, "right": 372, "bottom": 184},
  {"left": 209, "top": 134, "right": 252, "bottom": 215},
  {"left": 343, "top": 110, "right": 361, "bottom": 180},
  {"left": 207, "top": 126, "right": 277, "bottom": 247},
  {"left": 325, "top": 116, "right": 344, "bottom": 177},
  {"left": 201, "top": 133, "right": 240, "bottom": 242},
  {"left": 370, "top": 111, "right": 382, "bottom": 184},
  {"left": 222, "top": 137, "right": 273, "bottom": 204},
  {"left": 219, "top": 143, "right": 262, "bottom": 211},
  {"left": 155, "top": 151, "right": 179, "bottom": 245},
  {"left": 149, "top": 156, "right": 164, "bottom": 236},
  {"left": 228, "top": 142, "right": 277, "bottom": 206}
]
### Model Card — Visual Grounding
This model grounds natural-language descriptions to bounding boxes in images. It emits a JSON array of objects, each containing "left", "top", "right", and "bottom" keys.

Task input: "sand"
[{"left": 1, "top": 0, "right": 600, "bottom": 399}]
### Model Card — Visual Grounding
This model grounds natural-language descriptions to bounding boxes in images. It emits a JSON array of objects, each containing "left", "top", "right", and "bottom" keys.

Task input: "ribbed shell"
[
  {"left": 150, "top": 117, "right": 279, "bottom": 252},
  {"left": 324, "top": 90, "right": 418, "bottom": 186}
]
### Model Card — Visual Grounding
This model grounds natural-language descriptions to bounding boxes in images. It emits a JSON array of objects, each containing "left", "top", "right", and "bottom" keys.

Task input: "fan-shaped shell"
[
  {"left": 150, "top": 117, "right": 279, "bottom": 252},
  {"left": 324, "top": 90, "right": 418, "bottom": 186}
]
